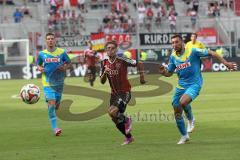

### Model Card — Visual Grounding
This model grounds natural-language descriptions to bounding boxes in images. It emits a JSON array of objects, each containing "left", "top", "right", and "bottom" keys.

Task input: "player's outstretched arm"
[
  {"left": 137, "top": 61, "right": 146, "bottom": 84},
  {"left": 208, "top": 50, "right": 238, "bottom": 70},
  {"left": 159, "top": 65, "right": 173, "bottom": 77}
]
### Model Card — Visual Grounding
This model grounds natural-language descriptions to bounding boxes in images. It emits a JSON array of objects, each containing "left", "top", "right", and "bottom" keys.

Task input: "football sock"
[
  {"left": 183, "top": 104, "right": 193, "bottom": 121},
  {"left": 116, "top": 122, "right": 126, "bottom": 136},
  {"left": 116, "top": 122, "right": 132, "bottom": 138},
  {"left": 175, "top": 115, "right": 187, "bottom": 136},
  {"left": 48, "top": 105, "right": 57, "bottom": 130}
]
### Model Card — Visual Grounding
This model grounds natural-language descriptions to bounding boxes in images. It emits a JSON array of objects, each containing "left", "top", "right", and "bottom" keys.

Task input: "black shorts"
[
  {"left": 87, "top": 66, "right": 96, "bottom": 75},
  {"left": 110, "top": 92, "right": 131, "bottom": 113}
]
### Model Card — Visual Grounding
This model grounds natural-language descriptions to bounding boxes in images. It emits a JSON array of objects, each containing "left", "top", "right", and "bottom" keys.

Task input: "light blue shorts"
[
  {"left": 43, "top": 86, "right": 62, "bottom": 102},
  {"left": 172, "top": 84, "right": 202, "bottom": 107}
]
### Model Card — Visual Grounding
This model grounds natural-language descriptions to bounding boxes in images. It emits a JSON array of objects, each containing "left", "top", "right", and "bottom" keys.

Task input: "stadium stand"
[{"left": 0, "top": 0, "right": 240, "bottom": 59}]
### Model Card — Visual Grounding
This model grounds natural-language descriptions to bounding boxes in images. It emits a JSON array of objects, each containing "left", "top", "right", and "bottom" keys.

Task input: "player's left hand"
[
  {"left": 58, "top": 63, "right": 68, "bottom": 71},
  {"left": 224, "top": 62, "right": 238, "bottom": 71}
]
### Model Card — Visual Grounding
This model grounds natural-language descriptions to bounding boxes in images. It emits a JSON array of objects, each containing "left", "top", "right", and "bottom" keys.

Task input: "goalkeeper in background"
[{"left": 185, "top": 33, "right": 205, "bottom": 51}]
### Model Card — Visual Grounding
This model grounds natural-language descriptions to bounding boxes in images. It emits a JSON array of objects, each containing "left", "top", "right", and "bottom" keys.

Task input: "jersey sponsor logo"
[
  {"left": 176, "top": 62, "right": 191, "bottom": 70},
  {"left": 108, "top": 70, "right": 119, "bottom": 76},
  {"left": 45, "top": 58, "right": 60, "bottom": 63}
]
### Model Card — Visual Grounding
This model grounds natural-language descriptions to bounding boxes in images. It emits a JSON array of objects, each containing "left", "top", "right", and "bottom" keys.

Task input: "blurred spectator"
[
  {"left": 155, "top": 10, "right": 162, "bottom": 28},
  {"left": 168, "top": 14, "right": 176, "bottom": 32},
  {"left": 21, "top": 3, "right": 33, "bottom": 18},
  {"left": 137, "top": 3, "right": 146, "bottom": 29},
  {"left": 208, "top": 2, "right": 220, "bottom": 17},
  {"left": 103, "top": 15, "right": 111, "bottom": 24},
  {"left": 165, "top": 0, "right": 174, "bottom": 10},
  {"left": 78, "top": 0, "right": 87, "bottom": 13},
  {"left": 36, "top": 33, "right": 44, "bottom": 50},
  {"left": 190, "top": 9, "right": 197, "bottom": 30},
  {"left": 63, "top": 0, "right": 71, "bottom": 11},
  {"left": 158, "top": 5, "right": 166, "bottom": 17},
  {"left": 152, "top": 0, "right": 160, "bottom": 8},
  {"left": 168, "top": 6, "right": 176, "bottom": 16},
  {"left": 13, "top": 9, "right": 23, "bottom": 23},
  {"left": 146, "top": 6, "right": 154, "bottom": 32},
  {"left": 127, "top": 15, "right": 135, "bottom": 32},
  {"left": 49, "top": 0, "right": 58, "bottom": 13},
  {"left": 143, "top": 0, "right": 151, "bottom": 7},
  {"left": 132, "top": 0, "right": 137, "bottom": 10},
  {"left": 192, "top": 0, "right": 199, "bottom": 12},
  {"left": 146, "top": 6, "right": 154, "bottom": 20}
]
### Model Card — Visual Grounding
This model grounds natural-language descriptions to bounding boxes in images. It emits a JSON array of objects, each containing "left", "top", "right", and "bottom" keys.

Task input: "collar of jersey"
[
  {"left": 42, "top": 47, "right": 64, "bottom": 56},
  {"left": 172, "top": 49, "right": 191, "bottom": 61}
]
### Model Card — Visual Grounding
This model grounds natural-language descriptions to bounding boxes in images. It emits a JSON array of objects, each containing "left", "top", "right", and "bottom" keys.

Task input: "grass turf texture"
[{"left": 0, "top": 72, "right": 239, "bottom": 160}]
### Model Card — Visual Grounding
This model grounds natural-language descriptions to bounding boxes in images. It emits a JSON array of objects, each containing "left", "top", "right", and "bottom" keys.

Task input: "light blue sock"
[
  {"left": 175, "top": 115, "right": 187, "bottom": 136},
  {"left": 183, "top": 104, "right": 193, "bottom": 121},
  {"left": 48, "top": 105, "right": 57, "bottom": 130}
]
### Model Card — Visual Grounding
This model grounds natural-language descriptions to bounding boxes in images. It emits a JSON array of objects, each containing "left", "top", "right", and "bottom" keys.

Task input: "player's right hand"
[
  {"left": 159, "top": 65, "right": 166, "bottom": 74},
  {"left": 224, "top": 62, "right": 238, "bottom": 71},
  {"left": 104, "top": 67, "right": 111, "bottom": 75},
  {"left": 37, "top": 66, "right": 44, "bottom": 73}
]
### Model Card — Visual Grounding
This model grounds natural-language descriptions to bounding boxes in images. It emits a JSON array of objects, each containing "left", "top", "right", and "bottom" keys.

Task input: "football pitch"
[{"left": 0, "top": 72, "right": 239, "bottom": 160}]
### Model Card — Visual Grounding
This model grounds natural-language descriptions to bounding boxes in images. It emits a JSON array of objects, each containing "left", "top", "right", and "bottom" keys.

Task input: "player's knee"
[
  {"left": 179, "top": 100, "right": 189, "bottom": 107},
  {"left": 108, "top": 107, "right": 118, "bottom": 118},
  {"left": 48, "top": 100, "right": 56, "bottom": 106}
]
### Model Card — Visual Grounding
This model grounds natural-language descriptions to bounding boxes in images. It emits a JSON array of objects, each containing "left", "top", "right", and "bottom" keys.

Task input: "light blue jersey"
[
  {"left": 167, "top": 48, "right": 209, "bottom": 89},
  {"left": 37, "top": 47, "right": 70, "bottom": 87}
]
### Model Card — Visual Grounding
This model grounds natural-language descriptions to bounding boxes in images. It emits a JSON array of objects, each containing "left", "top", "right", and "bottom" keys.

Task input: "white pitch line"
[{"left": 11, "top": 94, "right": 20, "bottom": 99}]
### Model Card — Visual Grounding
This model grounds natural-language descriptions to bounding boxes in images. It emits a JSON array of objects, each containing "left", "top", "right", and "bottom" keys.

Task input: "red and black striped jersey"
[{"left": 101, "top": 56, "right": 137, "bottom": 94}]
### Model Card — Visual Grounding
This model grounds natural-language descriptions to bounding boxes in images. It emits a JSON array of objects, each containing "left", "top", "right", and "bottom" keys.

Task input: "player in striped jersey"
[{"left": 100, "top": 40, "right": 146, "bottom": 145}]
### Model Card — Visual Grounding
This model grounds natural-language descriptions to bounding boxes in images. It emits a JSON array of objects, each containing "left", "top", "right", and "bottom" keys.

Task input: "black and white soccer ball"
[{"left": 20, "top": 84, "right": 40, "bottom": 104}]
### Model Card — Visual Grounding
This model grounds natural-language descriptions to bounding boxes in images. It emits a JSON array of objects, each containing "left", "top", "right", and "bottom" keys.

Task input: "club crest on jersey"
[
  {"left": 45, "top": 58, "right": 60, "bottom": 63},
  {"left": 116, "top": 63, "right": 121, "bottom": 69},
  {"left": 176, "top": 62, "right": 191, "bottom": 70}
]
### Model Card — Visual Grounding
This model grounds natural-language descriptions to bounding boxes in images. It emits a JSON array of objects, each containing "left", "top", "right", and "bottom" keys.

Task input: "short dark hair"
[
  {"left": 45, "top": 32, "right": 55, "bottom": 39},
  {"left": 171, "top": 34, "right": 183, "bottom": 41},
  {"left": 191, "top": 33, "right": 198, "bottom": 38},
  {"left": 105, "top": 40, "right": 118, "bottom": 49}
]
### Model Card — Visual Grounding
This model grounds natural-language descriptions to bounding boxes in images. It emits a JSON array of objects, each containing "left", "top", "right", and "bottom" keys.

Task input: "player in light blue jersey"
[
  {"left": 37, "top": 33, "right": 71, "bottom": 136},
  {"left": 159, "top": 34, "right": 237, "bottom": 144}
]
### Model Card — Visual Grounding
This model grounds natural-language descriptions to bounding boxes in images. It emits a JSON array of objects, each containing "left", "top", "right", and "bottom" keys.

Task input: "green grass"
[{"left": 0, "top": 72, "right": 240, "bottom": 160}]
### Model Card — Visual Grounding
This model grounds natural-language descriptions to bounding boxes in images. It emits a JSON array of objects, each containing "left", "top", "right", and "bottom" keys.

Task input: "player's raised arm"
[{"left": 207, "top": 50, "right": 238, "bottom": 70}]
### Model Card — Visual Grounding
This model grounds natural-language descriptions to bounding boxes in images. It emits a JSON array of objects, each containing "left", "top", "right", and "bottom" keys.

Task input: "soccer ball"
[{"left": 20, "top": 84, "right": 40, "bottom": 104}]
